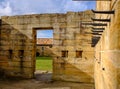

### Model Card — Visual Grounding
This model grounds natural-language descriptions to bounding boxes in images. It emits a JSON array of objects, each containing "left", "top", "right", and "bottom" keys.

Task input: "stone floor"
[{"left": 0, "top": 71, "right": 94, "bottom": 89}]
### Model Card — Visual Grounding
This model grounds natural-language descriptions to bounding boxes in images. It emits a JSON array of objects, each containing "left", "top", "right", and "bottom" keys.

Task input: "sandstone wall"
[
  {"left": 0, "top": 11, "right": 94, "bottom": 83},
  {"left": 95, "top": 0, "right": 120, "bottom": 89},
  {"left": 52, "top": 11, "right": 94, "bottom": 83}
]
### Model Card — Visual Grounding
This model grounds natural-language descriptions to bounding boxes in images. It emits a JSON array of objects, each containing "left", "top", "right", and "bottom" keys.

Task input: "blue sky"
[
  {"left": 0, "top": 0, "right": 95, "bottom": 38},
  {"left": 37, "top": 30, "right": 53, "bottom": 38}
]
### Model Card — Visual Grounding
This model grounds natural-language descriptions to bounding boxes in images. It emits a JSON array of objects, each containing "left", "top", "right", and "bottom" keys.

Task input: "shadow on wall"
[
  {"left": 0, "top": 20, "right": 93, "bottom": 83},
  {"left": 0, "top": 20, "right": 36, "bottom": 78},
  {"left": 52, "top": 55, "right": 94, "bottom": 83}
]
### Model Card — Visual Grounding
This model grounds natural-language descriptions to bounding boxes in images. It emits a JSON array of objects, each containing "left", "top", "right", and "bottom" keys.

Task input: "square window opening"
[
  {"left": 76, "top": 50, "right": 83, "bottom": 58},
  {"left": 62, "top": 50, "right": 68, "bottom": 57}
]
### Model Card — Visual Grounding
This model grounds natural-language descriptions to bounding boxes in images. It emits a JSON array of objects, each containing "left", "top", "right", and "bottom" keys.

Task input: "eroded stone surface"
[
  {"left": 0, "top": 11, "right": 94, "bottom": 83},
  {"left": 95, "top": 0, "right": 120, "bottom": 89}
]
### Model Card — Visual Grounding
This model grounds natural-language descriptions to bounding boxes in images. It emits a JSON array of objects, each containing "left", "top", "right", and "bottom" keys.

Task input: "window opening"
[
  {"left": 62, "top": 50, "right": 68, "bottom": 57},
  {"left": 76, "top": 50, "right": 83, "bottom": 58}
]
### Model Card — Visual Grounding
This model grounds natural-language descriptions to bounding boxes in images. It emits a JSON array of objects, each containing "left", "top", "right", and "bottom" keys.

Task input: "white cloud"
[
  {"left": 0, "top": 0, "right": 95, "bottom": 16},
  {"left": 0, "top": 0, "right": 95, "bottom": 38},
  {"left": 8, "top": 0, "right": 61, "bottom": 14},
  {"left": 0, "top": 2, "right": 12, "bottom": 16},
  {"left": 63, "top": 0, "right": 88, "bottom": 12}
]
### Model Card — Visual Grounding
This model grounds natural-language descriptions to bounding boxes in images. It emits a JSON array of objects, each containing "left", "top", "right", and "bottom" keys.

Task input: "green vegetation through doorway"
[{"left": 36, "top": 57, "right": 52, "bottom": 71}]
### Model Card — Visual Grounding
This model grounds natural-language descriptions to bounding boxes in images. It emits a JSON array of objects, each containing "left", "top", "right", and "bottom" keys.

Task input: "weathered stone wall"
[
  {"left": 95, "top": 0, "right": 120, "bottom": 89},
  {"left": 52, "top": 11, "right": 94, "bottom": 83},
  {"left": 0, "top": 11, "right": 94, "bottom": 83}
]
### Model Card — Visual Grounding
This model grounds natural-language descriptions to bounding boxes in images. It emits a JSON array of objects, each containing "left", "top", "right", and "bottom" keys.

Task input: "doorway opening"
[{"left": 35, "top": 29, "right": 53, "bottom": 82}]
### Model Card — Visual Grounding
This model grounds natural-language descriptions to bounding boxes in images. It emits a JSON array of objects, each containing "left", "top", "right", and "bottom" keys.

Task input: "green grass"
[{"left": 36, "top": 56, "right": 52, "bottom": 71}]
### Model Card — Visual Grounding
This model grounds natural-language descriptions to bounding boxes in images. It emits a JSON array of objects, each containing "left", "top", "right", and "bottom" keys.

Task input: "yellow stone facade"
[
  {"left": 0, "top": 11, "right": 94, "bottom": 83},
  {"left": 0, "top": 0, "right": 120, "bottom": 88},
  {"left": 95, "top": 0, "right": 120, "bottom": 89}
]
